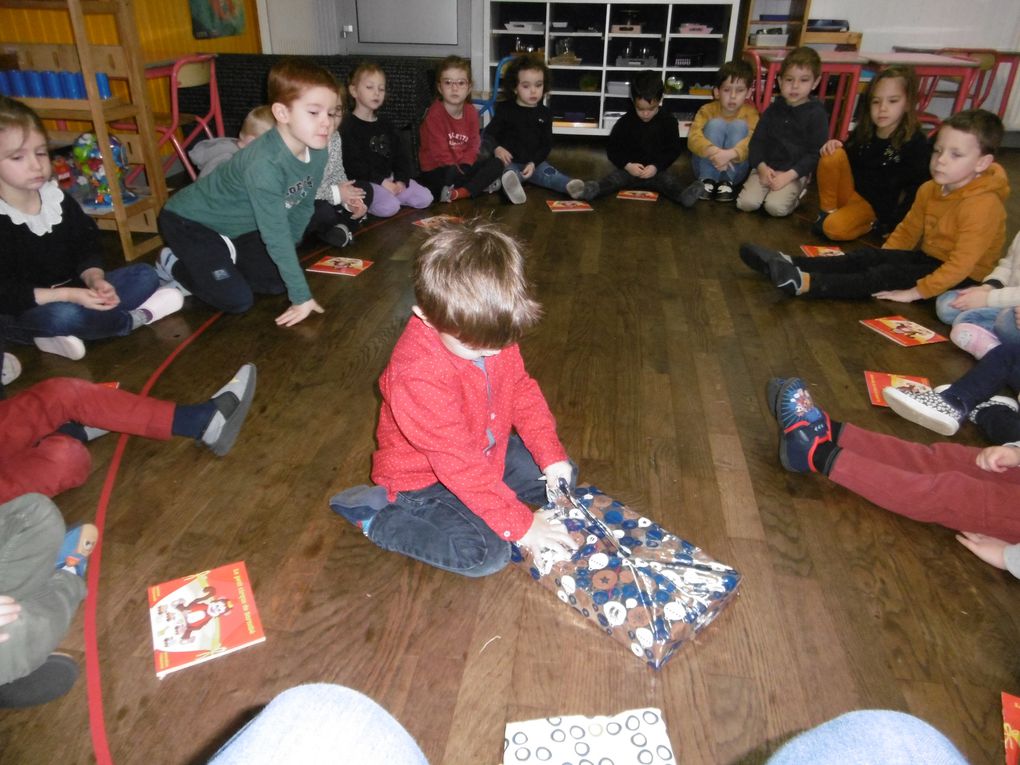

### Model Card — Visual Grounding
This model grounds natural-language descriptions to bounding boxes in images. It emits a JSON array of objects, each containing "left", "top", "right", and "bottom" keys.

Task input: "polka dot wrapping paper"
[
  {"left": 511, "top": 486, "right": 742, "bottom": 669},
  {"left": 503, "top": 707, "right": 674, "bottom": 764}
]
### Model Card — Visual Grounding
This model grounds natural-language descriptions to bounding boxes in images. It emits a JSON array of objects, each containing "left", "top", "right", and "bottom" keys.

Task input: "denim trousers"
[
  {"left": 365, "top": 435, "right": 549, "bottom": 577},
  {"left": 943, "top": 343, "right": 1020, "bottom": 443},
  {"left": 505, "top": 161, "right": 573, "bottom": 194},
  {"left": 935, "top": 290, "right": 1020, "bottom": 345},
  {"left": 691, "top": 117, "right": 750, "bottom": 184},
  {"left": 5, "top": 263, "right": 158, "bottom": 344},
  {"left": 0, "top": 493, "right": 85, "bottom": 686}
]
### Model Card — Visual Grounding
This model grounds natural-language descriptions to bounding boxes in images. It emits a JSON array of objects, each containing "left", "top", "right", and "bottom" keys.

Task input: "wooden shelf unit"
[
  {"left": 736, "top": 0, "right": 812, "bottom": 51},
  {"left": 1, "top": 0, "right": 167, "bottom": 260}
]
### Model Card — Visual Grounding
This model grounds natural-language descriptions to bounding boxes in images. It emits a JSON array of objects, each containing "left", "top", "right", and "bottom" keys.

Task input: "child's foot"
[
  {"left": 56, "top": 522, "right": 98, "bottom": 576},
  {"left": 34, "top": 336, "right": 86, "bottom": 360},
  {"left": 565, "top": 179, "right": 587, "bottom": 200},
  {"left": 329, "top": 484, "right": 389, "bottom": 535},
  {"left": 679, "top": 179, "right": 704, "bottom": 208},
  {"left": 714, "top": 180, "right": 734, "bottom": 202},
  {"left": 950, "top": 322, "right": 1001, "bottom": 359},
  {"left": 501, "top": 170, "right": 526, "bottom": 204},
  {"left": 484, "top": 178, "right": 502, "bottom": 194},
  {"left": 2, "top": 352, "right": 21, "bottom": 385},
  {"left": 155, "top": 247, "right": 192, "bottom": 297},
  {"left": 769, "top": 257, "right": 805, "bottom": 296},
  {"left": 321, "top": 223, "right": 354, "bottom": 248},
  {"left": 811, "top": 211, "right": 830, "bottom": 239},
  {"left": 0, "top": 653, "right": 79, "bottom": 709},
  {"left": 883, "top": 386, "right": 965, "bottom": 436},
  {"left": 738, "top": 243, "right": 792, "bottom": 277},
  {"left": 133, "top": 287, "right": 184, "bottom": 326},
  {"left": 201, "top": 363, "right": 257, "bottom": 456},
  {"left": 698, "top": 178, "right": 717, "bottom": 201},
  {"left": 967, "top": 395, "right": 1018, "bottom": 424},
  {"left": 766, "top": 377, "right": 831, "bottom": 473}
]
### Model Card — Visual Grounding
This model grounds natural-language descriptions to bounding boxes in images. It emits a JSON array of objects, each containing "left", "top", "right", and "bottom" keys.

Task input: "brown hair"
[
  {"left": 941, "top": 108, "right": 1004, "bottom": 156},
  {"left": 414, "top": 219, "right": 542, "bottom": 348},
  {"left": 715, "top": 59, "right": 754, "bottom": 90},
  {"left": 266, "top": 59, "right": 338, "bottom": 108},
  {"left": 347, "top": 62, "right": 386, "bottom": 110},
  {"left": 435, "top": 55, "right": 472, "bottom": 98},
  {"left": 501, "top": 52, "right": 550, "bottom": 100},
  {"left": 240, "top": 104, "right": 275, "bottom": 140},
  {"left": 0, "top": 95, "right": 47, "bottom": 146},
  {"left": 849, "top": 66, "right": 920, "bottom": 149},
  {"left": 779, "top": 46, "right": 821, "bottom": 79}
]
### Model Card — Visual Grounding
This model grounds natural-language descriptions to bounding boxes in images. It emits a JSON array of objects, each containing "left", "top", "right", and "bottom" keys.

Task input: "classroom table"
[
  {"left": 863, "top": 51, "right": 978, "bottom": 115},
  {"left": 893, "top": 45, "right": 1020, "bottom": 119},
  {"left": 743, "top": 48, "right": 867, "bottom": 140}
]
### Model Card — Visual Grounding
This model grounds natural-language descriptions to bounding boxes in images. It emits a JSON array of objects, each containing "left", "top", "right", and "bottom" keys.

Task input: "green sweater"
[{"left": 165, "top": 127, "right": 325, "bottom": 305}]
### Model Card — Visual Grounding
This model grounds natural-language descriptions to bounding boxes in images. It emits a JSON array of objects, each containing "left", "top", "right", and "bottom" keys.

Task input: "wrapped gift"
[{"left": 512, "top": 485, "right": 741, "bottom": 669}]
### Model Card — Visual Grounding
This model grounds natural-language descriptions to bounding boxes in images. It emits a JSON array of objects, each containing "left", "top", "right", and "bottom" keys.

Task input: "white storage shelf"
[{"left": 481, "top": 0, "right": 739, "bottom": 136}]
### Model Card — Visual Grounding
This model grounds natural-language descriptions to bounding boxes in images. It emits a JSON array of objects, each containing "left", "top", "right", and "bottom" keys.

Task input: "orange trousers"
[{"left": 816, "top": 149, "right": 876, "bottom": 241}]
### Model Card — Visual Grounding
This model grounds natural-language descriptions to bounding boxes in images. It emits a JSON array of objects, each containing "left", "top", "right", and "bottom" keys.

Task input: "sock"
[
  {"left": 171, "top": 399, "right": 223, "bottom": 440},
  {"left": 830, "top": 419, "right": 844, "bottom": 443},
  {"left": 56, "top": 422, "right": 89, "bottom": 444},
  {"left": 128, "top": 308, "right": 152, "bottom": 330},
  {"left": 811, "top": 440, "right": 841, "bottom": 475}
]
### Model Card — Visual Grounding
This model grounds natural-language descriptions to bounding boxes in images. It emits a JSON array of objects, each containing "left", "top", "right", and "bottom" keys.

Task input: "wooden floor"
[{"left": 2, "top": 143, "right": 1019, "bottom": 764}]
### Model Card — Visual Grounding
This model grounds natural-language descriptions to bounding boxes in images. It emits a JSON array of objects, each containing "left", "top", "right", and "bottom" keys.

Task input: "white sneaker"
[
  {"left": 501, "top": 170, "right": 526, "bottom": 204},
  {"left": 136, "top": 287, "right": 184, "bottom": 325},
  {"left": 34, "top": 336, "right": 86, "bottom": 360},
  {"left": 155, "top": 247, "right": 191, "bottom": 297},
  {"left": 883, "top": 386, "right": 964, "bottom": 436},
  {"left": 2, "top": 352, "right": 21, "bottom": 385},
  {"left": 566, "top": 178, "right": 585, "bottom": 200}
]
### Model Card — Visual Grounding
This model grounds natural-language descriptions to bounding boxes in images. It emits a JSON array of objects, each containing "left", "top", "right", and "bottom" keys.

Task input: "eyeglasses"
[{"left": 442, "top": 79, "right": 470, "bottom": 88}]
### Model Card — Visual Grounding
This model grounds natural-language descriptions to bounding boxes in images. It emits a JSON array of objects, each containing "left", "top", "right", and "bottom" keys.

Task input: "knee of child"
[
  {"left": 43, "top": 435, "right": 92, "bottom": 488},
  {"left": 123, "top": 263, "right": 161, "bottom": 294},
  {"left": 463, "top": 543, "right": 511, "bottom": 578},
  {"left": 763, "top": 197, "right": 795, "bottom": 218},
  {"left": 372, "top": 194, "right": 401, "bottom": 218},
  {"left": 934, "top": 292, "right": 959, "bottom": 323},
  {"left": 735, "top": 192, "right": 759, "bottom": 212}
]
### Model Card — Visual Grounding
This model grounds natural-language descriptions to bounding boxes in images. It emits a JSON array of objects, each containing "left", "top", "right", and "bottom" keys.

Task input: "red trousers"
[
  {"left": 831, "top": 424, "right": 1020, "bottom": 543},
  {"left": 0, "top": 378, "right": 174, "bottom": 503}
]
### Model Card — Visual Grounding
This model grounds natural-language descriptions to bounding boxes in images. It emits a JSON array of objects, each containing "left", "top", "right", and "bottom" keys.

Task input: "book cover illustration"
[
  {"left": 617, "top": 189, "right": 659, "bottom": 201},
  {"left": 864, "top": 370, "right": 932, "bottom": 407},
  {"left": 306, "top": 255, "right": 373, "bottom": 277},
  {"left": 1005, "top": 691, "right": 1020, "bottom": 765},
  {"left": 412, "top": 214, "right": 464, "bottom": 229},
  {"left": 800, "top": 244, "right": 844, "bottom": 257},
  {"left": 148, "top": 560, "right": 265, "bottom": 679},
  {"left": 547, "top": 200, "right": 593, "bottom": 212},
  {"left": 860, "top": 316, "right": 948, "bottom": 347}
]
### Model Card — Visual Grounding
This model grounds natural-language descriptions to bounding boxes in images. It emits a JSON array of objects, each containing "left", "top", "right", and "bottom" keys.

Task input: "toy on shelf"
[{"left": 71, "top": 132, "right": 136, "bottom": 210}]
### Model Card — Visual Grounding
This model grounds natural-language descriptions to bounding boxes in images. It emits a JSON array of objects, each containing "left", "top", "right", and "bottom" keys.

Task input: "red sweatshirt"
[{"left": 418, "top": 100, "right": 481, "bottom": 172}]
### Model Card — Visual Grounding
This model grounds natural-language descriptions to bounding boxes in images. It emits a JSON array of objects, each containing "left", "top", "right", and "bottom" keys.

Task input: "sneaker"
[
  {"left": 321, "top": 223, "right": 353, "bottom": 248},
  {"left": 201, "top": 363, "right": 257, "bottom": 456},
  {"left": 565, "top": 178, "right": 586, "bottom": 200},
  {"left": 766, "top": 377, "right": 831, "bottom": 473},
  {"left": 769, "top": 257, "right": 804, "bottom": 296},
  {"left": 811, "top": 211, "right": 830, "bottom": 239},
  {"left": 135, "top": 287, "right": 184, "bottom": 325},
  {"left": 2, "top": 352, "right": 21, "bottom": 385},
  {"left": 698, "top": 178, "right": 717, "bottom": 201},
  {"left": 501, "top": 170, "right": 526, "bottom": 204},
  {"left": 483, "top": 178, "right": 502, "bottom": 195},
  {"left": 967, "top": 396, "right": 1019, "bottom": 424},
  {"left": 884, "top": 386, "right": 965, "bottom": 436},
  {"left": 950, "top": 323, "right": 1001, "bottom": 360},
  {"left": 329, "top": 484, "right": 390, "bottom": 536},
  {"left": 155, "top": 247, "right": 192, "bottom": 297},
  {"left": 714, "top": 180, "right": 734, "bottom": 202},
  {"left": 56, "top": 522, "right": 98, "bottom": 576},
  {"left": 739, "top": 243, "right": 792, "bottom": 277},
  {"left": 34, "top": 336, "right": 86, "bottom": 360},
  {"left": 0, "top": 653, "right": 79, "bottom": 709},
  {"left": 680, "top": 179, "right": 704, "bottom": 208}
]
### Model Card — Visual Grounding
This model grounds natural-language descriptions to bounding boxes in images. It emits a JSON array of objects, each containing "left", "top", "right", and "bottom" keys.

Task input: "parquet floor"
[{"left": 1, "top": 142, "right": 1018, "bottom": 764}]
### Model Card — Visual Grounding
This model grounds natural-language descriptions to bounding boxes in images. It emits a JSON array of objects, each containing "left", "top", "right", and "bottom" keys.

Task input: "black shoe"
[
  {"left": 680, "top": 179, "right": 706, "bottom": 207},
  {"left": 320, "top": 223, "right": 353, "bottom": 249},
  {"left": 811, "top": 212, "right": 830, "bottom": 239},
  {"left": 698, "top": 178, "right": 717, "bottom": 201},
  {"left": 0, "top": 654, "right": 79, "bottom": 708},
  {"left": 714, "top": 180, "right": 734, "bottom": 201},
  {"left": 739, "top": 243, "right": 790, "bottom": 277},
  {"left": 769, "top": 257, "right": 804, "bottom": 296}
]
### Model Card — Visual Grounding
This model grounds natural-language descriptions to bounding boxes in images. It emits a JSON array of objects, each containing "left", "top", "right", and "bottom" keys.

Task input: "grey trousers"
[{"left": 0, "top": 493, "right": 85, "bottom": 685}]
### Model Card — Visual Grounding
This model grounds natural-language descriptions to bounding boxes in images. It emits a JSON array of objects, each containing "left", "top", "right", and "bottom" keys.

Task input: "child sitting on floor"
[
  {"left": 740, "top": 109, "right": 1009, "bottom": 301},
  {"left": 814, "top": 65, "right": 930, "bottom": 240},
  {"left": 330, "top": 220, "right": 578, "bottom": 577},
  {"left": 0, "top": 96, "right": 182, "bottom": 361},
  {"left": 188, "top": 104, "right": 275, "bottom": 177},
  {"left": 735, "top": 47, "right": 828, "bottom": 217},
  {"left": 767, "top": 376, "right": 1020, "bottom": 579}
]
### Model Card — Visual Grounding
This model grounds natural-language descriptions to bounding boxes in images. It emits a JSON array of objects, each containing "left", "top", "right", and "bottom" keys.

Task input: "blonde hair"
[
  {"left": 240, "top": 105, "right": 275, "bottom": 141},
  {"left": 414, "top": 219, "right": 542, "bottom": 348}
]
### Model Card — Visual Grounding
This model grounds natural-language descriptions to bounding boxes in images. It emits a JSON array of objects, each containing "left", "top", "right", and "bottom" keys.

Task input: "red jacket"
[
  {"left": 418, "top": 100, "right": 481, "bottom": 172},
  {"left": 372, "top": 316, "right": 567, "bottom": 541}
]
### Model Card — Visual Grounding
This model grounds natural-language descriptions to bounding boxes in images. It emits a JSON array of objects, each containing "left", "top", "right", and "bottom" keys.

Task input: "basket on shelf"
[{"left": 671, "top": 53, "right": 704, "bottom": 67}]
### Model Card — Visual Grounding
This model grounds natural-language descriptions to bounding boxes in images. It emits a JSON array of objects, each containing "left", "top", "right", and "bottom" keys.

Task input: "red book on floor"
[
  {"left": 1004, "top": 691, "right": 1020, "bottom": 765},
  {"left": 617, "top": 190, "right": 658, "bottom": 201},
  {"left": 305, "top": 255, "right": 373, "bottom": 277},
  {"left": 547, "top": 200, "right": 593, "bottom": 212},
  {"left": 412, "top": 214, "right": 464, "bottom": 229},
  {"left": 148, "top": 561, "right": 265, "bottom": 679},
  {"left": 863, "top": 370, "right": 931, "bottom": 406},
  {"left": 800, "top": 244, "right": 844, "bottom": 257},
  {"left": 860, "top": 316, "right": 948, "bottom": 347}
]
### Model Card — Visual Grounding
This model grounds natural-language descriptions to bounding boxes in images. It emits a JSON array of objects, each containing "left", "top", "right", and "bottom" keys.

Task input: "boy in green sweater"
[{"left": 157, "top": 59, "right": 338, "bottom": 327}]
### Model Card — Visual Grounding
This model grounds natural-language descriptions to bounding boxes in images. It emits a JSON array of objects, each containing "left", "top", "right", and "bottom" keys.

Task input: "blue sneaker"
[
  {"left": 766, "top": 378, "right": 830, "bottom": 473},
  {"left": 56, "top": 523, "right": 98, "bottom": 576},
  {"left": 329, "top": 485, "right": 389, "bottom": 535}
]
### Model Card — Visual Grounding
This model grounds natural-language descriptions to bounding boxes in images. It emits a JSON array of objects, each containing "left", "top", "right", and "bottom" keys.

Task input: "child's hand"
[
  {"left": 67, "top": 287, "right": 118, "bottom": 310},
  {"left": 756, "top": 162, "right": 774, "bottom": 186},
  {"left": 769, "top": 169, "right": 798, "bottom": 191},
  {"left": 521, "top": 162, "right": 535, "bottom": 179},
  {"left": 977, "top": 444, "right": 1020, "bottom": 472},
  {"left": 542, "top": 460, "right": 574, "bottom": 493},
  {"left": 382, "top": 179, "right": 406, "bottom": 195},
  {"left": 338, "top": 180, "right": 365, "bottom": 207},
  {"left": 624, "top": 162, "right": 645, "bottom": 177},
  {"left": 820, "top": 139, "right": 843, "bottom": 156},
  {"left": 350, "top": 199, "right": 368, "bottom": 219},
  {"left": 0, "top": 595, "right": 21, "bottom": 643},
  {"left": 949, "top": 284, "right": 992, "bottom": 310},
  {"left": 639, "top": 165, "right": 658, "bottom": 179},
  {"left": 871, "top": 287, "right": 922, "bottom": 303},
  {"left": 710, "top": 148, "right": 737, "bottom": 172},
  {"left": 955, "top": 531, "right": 1009, "bottom": 570},
  {"left": 1015, "top": 306, "right": 1020, "bottom": 330},
  {"left": 275, "top": 298, "right": 325, "bottom": 327},
  {"left": 495, "top": 146, "right": 513, "bottom": 166},
  {"left": 518, "top": 509, "right": 578, "bottom": 559}
]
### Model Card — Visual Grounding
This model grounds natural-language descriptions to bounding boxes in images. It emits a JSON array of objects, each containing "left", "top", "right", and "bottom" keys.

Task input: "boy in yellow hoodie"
[{"left": 739, "top": 109, "right": 1008, "bottom": 301}]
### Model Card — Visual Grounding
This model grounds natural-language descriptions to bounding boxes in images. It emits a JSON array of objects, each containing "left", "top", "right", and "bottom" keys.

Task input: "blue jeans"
[
  {"left": 5, "top": 263, "right": 158, "bottom": 344},
  {"left": 691, "top": 118, "right": 750, "bottom": 184},
  {"left": 766, "top": 710, "right": 968, "bottom": 764},
  {"left": 505, "top": 161, "right": 572, "bottom": 194},
  {"left": 936, "top": 290, "right": 1020, "bottom": 346},
  {"left": 364, "top": 435, "right": 552, "bottom": 578}
]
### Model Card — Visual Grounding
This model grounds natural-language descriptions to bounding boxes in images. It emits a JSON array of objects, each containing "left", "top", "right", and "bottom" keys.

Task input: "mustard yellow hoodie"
[{"left": 884, "top": 162, "right": 1009, "bottom": 298}]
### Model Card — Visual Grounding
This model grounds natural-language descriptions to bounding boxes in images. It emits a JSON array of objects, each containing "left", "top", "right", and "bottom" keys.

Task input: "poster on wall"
[{"left": 190, "top": 0, "right": 246, "bottom": 39}]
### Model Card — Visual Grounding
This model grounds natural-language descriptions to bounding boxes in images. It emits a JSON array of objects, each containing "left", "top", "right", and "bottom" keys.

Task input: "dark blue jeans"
[
  {"left": 945, "top": 343, "right": 1020, "bottom": 444},
  {"left": 366, "top": 435, "right": 552, "bottom": 578},
  {"left": 5, "top": 263, "right": 158, "bottom": 344}
]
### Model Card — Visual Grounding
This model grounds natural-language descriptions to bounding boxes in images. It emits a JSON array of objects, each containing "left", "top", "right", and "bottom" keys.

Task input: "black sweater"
[
  {"left": 483, "top": 100, "right": 553, "bottom": 165},
  {"left": 846, "top": 130, "right": 931, "bottom": 228},
  {"left": 748, "top": 97, "right": 829, "bottom": 178},
  {"left": 340, "top": 113, "right": 413, "bottom": 185},
  {"left": 606, "top": 107, "right": 683, "bottom": 171}
]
